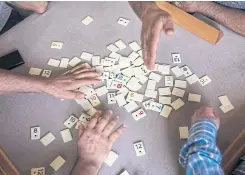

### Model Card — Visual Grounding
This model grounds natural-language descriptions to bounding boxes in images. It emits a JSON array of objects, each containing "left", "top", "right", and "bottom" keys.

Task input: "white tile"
[
  {"left": 199, "top": 75, "right": 212, "bottom": 86},
  {"left": 138, "top": 50, "right": 143, "bottom": 57},
  {"left": 107, "top": 92, "right": 116, "bottom": 104},
  {"left": 159, "top": 96, "right": 171, "bottom": 105},
  {"left": 78, "top": 86, "right": 96, "bottom": 97},
  {"left": 79, "top": 99, "right": 93, "bottom": 111},
  {"left": 41, "top": 70, "right": 52, "bottom": 78},
  {"left": 142, "top": 99, "right": 154, "bottom": 110},
  {"left": 133, "top": 57, "right": 144, "bottom": 66},
  {"left": 181, "top": 66, "right": 192, "bottom": 77},
  {"left": 69, "top": 57, "right": 81, "bottom": 67},
  {"left": 107, "top": 44, "right": 119, "bottom": 52},
  {"left": 95, "top": 86, "right": 108, "bottom": 96},
  {"left": 172, "top": 87, "right": 185, "bottom": 97},
  {"left": 124, "top": 102, "right": 138, "bottom": 112},
  {"left": 132, "top": 108, "right": 146, "bottom": 121},
  {"left": 51, "top": 42, "right": 63, "bottom": 49},
  {"left": 160, "top": 105, "right": 172, "bottom": 118},
  {"left": 179, "top": 127, "right": 189, "bottom": 139},
  {"left": 120, "top": 170, "right": 130, "bottom": 175},
  {"left": 158, "top": 64, "right": 170, "bottom": 75},
  {"left": 109, "top": 52, "right": 121, "bottom": 61},
  {"left": 95, "top": 66, "right": 104, "bottom": 73},
  {"left": 104, "top": 151, "right": 118, "bottom": 166},
  {"left": 188, "top": 93, "right": 201, "bottom": 102},
  {"left": 29, "top": 67, "right": 42, "bottom": 75},
  {"left": 133, "top": 141, "right": 146, "bottom": 156},
  {"left": 115, "top": 40, "right": 126, "bottom": 50},
  {"left": 129, "top": 41, "right": 141, "bottom": 51},
  {"left": 126, "top": 91, "right": 144, "bottom": 103},
  {"left": 172, "top": 53, "right": 181, "bottom": 64},
  {"left": 82, "top": 16, "right": 93, "bottom": 25},
  {"left": 137, "top": 75, "right": 148, "bottom": 84},
  {"left": 145, "top": 90, "right": 157, "bottom": 98},
  {"left": 31, "top": 126, "right": 40, "bottom": 140},
  {"left": 126, "top": 78, "right": 142, "bottom": 91},
  {"left": 175, "top": 80, "right": 187, "bottom": 89},
  {"left": 117, "top": 17, "right": 130, "bottom": 26},
  {"left": 40, "top": 132, "right": 55, "bottom": 146},
  {"left": 87, "top": 107, "right": 98, "bottom": 116},
  {"left": 80, "top": 52, "right": 93, "bottom": 61},
  {"left": 158, "top": 87, "right": 172, "bottom": 96},
  {"left": 31, "top": 167, "right": 45, "bottom": 175},
  {"left": 171, "top": 66, "right": 183, "bottom": 77},
  {"left": 110, "top": 81, "right": 124, "bottom": 90},
  {"left": 146, "top": 80, "right": 156, "bottom": 90},
  {"left": 186, "top": 74, "right": 199, "bottom": 84},
  {"left": 128, "top": 51, "right": 139, "bottom": 62},
  {"left": 116, "top": 87, "right": 129, "bottom": 97},
  {"left": 78, "top": 113, "right": 92, "bottom": 126},
  {"left": 88, "top": 94, "right": 101, "bottom": 107},
  {"left": 60, "top": 129, "right": 72, "bottom": 143},
  {"left": 64, "top": 115, "right": 78, "bottom": 128},
  {"left": 149, "top": 72, "right": 162, "bottom": 82},
  {"left": 91, "top": 56, "right": 101, "bottom": 66},
  {"left": 171, "top": 98, "right": 185, "bottom": 110},
  {"left": 50, "top": 156, "right": 65, "bottom": 171},
  {"left": 60, "top": 58, "right": 69, "bottom": 68},
  {"left": 165, "top": 76, "right": 173, "bottom": 86},
  {"left": 48, "top": 59, "right": 60, "bottom": 67},
  {"left": 218, "top": 95, "right": 231, "bottom": 106},
  {"left": 220, "top": 104, "right": 234, "bottom": 113},
  {"left": 115, "top": 94, "right": 127, "bottom": 107},
  {"left": 122, "top": 67, "right": 134, "bottom": 77},
  {"left": 149, "top": 101, "right": 163, "bottom": 112}
]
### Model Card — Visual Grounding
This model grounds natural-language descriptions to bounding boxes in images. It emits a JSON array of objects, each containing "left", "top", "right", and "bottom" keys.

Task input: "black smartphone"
[{"left": 0, "top": 50, "right": 25, "bottom": 70}]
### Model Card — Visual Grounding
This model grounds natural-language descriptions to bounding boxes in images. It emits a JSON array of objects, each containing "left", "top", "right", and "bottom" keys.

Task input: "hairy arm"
[
  {"left": 0, "top": 70, "right": 45, "bottom": 94},
  {"left": 197, "top": 2, "right": 245, "bottom": 36}
]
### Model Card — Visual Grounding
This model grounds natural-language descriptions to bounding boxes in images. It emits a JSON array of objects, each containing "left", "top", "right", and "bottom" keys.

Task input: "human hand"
[
  {"left": 172, "top": 2, "right": 203, "bottom": 13},
  {"left": 191, "top": 106, "right": 220, "bottom": 130},
  {"left": 43, "top": 64, "right": 101, "bottom": 99},
  {"left": 140, "top": 2, "right": 174, "bottom": 70},
  {"left": 76, "top": 111, "right": 126, "bottom": 174},
  {"left": 15, "top": 1, "right": 48, "bottom": 14}
]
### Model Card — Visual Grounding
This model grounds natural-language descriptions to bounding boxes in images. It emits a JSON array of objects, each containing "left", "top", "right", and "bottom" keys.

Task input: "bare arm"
[
  {"left": 173, "top": 2, "right": 245, "bottom": 36},
  {"left": 0, "top": 70, "right": 44, "bottom": 94},
  {"left": 0, "top": 64, "right": 101, "bottom": 99}
]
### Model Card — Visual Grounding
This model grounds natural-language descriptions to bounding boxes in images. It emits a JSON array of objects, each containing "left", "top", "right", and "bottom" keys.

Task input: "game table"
[{"left": 0, "top": 2, "right": 245, "bottom": 175}]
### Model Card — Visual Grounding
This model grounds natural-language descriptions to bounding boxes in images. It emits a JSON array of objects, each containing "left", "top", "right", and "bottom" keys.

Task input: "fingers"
[
  {"left": 74, "top": 71, "right": 101, "bottom": 79},
  {"left": 69, "top": 64, "right": 88, "bottom": 73},
  {"left": 94, "top": 110, "right": 113, "bottom": 132},
  {"left": 60, "top": 90, "right": 84, "bottom": 99},
  {"left": 109, "top": 125, "right": 127, "bottom": 144},
  {"left": 102, "top": 116, "right": 120, "bottom": 136},
  {"left": 87, "top": 112, "right": 100, "bottom": 129},
  {"left": 163, "top": 18, "right": 174, "bottom": 36},
  {"left": 71, "top": 78, "right": 101, "bottom": 88},
  {"left": 141, "top": 26, "right": 151, "bottom": 70},
  {"left": 77, "top": 123, "right": 85, "bottom": 139}
]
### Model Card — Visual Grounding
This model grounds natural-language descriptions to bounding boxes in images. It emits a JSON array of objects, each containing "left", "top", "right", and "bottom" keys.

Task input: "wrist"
[{"left": 76, "top": 159, "right": 100, "bottom": 175}]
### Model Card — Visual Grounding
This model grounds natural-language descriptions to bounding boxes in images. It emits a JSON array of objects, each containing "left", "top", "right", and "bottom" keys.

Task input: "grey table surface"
[{"left": 1, "top": 2, "right": 245, "bottom": 175}]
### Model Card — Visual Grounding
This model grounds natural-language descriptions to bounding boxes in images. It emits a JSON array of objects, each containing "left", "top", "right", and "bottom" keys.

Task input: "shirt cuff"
[{"left": 188, "top": 118, "right": 217, "bottom": 142}]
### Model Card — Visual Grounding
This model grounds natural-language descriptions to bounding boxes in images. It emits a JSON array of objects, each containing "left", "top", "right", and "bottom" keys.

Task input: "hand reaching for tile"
[
  {"left": 43, "top": 64, "right": 101, "bottom": 99},
  {"left": 73, "top": 111, "right": 126, "bottom": 175}
]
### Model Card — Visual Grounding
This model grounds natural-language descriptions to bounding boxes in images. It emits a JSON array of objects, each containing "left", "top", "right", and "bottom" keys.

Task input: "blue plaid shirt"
[{"left": 179, "top": 118, "right": 224, "bottom": 175}]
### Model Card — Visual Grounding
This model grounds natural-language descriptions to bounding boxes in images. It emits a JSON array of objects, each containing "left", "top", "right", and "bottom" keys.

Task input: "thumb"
[{"left": 60, "top": 90, "right": 85, "bottom": 99}]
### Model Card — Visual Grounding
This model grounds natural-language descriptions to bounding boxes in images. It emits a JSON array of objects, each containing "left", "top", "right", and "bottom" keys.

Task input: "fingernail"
[
  {"left": 116, "top": 116, "right": 120, "bottom": 119},
  {"left": 107, "top": 110, "right": 113, "bottom": 114},
  {"left": 123, "top": 124, "right": 127, "bottom": 128}
]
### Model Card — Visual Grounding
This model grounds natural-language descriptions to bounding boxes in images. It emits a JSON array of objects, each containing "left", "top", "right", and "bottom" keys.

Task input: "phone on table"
[{"left": 0, "top": 50, "right": 25, "bottom": 70}]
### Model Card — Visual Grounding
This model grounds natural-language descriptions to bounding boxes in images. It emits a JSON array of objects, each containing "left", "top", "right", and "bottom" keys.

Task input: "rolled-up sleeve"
[{"left": 179, "top": 118, "right": 224, "bottom": 175}]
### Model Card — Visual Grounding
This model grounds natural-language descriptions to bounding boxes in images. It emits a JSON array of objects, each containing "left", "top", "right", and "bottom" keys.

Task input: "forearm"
[
  {"left": 179, "top": 118, "right": 223, "bottom": 175},
  {"left": 0, "top": 70, "right": 45, "bottom": 94},
  {"left": 72, "top": 160, "right": 99, "bottom": 175},
  {"left": 198, "top": 2, "right": 245, "bottom": 36}
]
